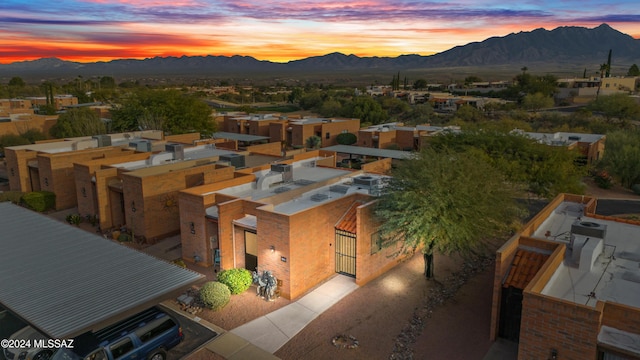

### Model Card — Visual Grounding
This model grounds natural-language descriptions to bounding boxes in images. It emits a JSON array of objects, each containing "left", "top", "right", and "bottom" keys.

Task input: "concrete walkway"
[{"left": 230, "top": 275, "right": 359, "bottom": 354}]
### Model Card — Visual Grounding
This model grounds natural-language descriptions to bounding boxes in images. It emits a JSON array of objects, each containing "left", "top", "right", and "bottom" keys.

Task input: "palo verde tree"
[{"left": 375, "top": 147, "right": 523, "bottom": 279}]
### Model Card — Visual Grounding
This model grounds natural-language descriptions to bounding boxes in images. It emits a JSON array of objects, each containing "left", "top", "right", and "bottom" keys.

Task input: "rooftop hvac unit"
[
  {"left": 353, "top": 175, "right": 380, "bottom": 188},
  {"left": 165, "top": 143, "right": 185, "bottom": 161},
  {"left": 271, "top": 164, "right": 292, "bottom": 173},
  {"left": 92, "top": 135, "right": 112, "bottom": 147},
  {"left": 271, "top": 163, "right": 293, "bottom": 182},
  {"left": 219, "top": 153, "right": 245, "bottom": 168},
  {"left": 129, "top": 140, "right": 152, "bottom": 152},
  {"left": 571, "top": 221, "right": 607, "bottom": 239}
]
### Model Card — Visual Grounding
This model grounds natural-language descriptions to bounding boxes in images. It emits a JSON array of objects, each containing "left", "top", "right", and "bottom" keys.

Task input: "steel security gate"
[{"left": 335, "top": 229, "right": 356, "bottom": 277}]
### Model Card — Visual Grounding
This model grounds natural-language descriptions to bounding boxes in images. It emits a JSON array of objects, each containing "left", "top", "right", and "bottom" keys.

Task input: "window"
[
  {"left": 109, "top": 338, "right": 134, "bottom": 359},
  {"left": 371, "top": 231, "right": 382, "bottom": 254},
  {"left": 137, "top": 319, "right": 176, "bottom": 343},
  {"left": 326, "top": 132, "right": 330, "bottom": 139}
]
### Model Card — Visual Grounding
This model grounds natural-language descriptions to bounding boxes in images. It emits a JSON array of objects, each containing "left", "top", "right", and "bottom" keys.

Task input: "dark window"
[
  {"left": 137, "top": 319, "right": 176, "bottom": 343},
  {"left": 109, "top": 338, "right": 134, "bottom": 359},
  {"left": 326, "top": 132, "right": 330, "bottom": 139}
]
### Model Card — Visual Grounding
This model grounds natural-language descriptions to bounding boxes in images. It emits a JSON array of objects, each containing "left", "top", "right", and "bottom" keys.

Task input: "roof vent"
[
  {"left": 310, "top": 193, "right": 329, "bottom": 202},
  {"left": 294, "top": 179, "right": 315, "bottom": 186},
  {"left": 273, "top": 186, "right": 291, "bottom": 194},
  {"left": 330, "top": 185, "right": 350, "bottom": 194},
  {"left": 271, "top": 164, "right": 292, "bottom": 173}
]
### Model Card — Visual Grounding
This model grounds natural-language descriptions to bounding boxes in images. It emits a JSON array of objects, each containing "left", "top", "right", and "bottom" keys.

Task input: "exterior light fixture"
[
  {"left": 270, "top": 245, "right": 275, "bottom": 253},
  {"left": 550, "top": 349, "right": 558, "bottom": 359},
  {"left": 131, "top": 201, "right": 136, "bottom": 212},
  {"left": 193, "top": 254, "right": 201, "bottom": 263},
  {"left": 190, "top": 222, "right": 195, "bottom": 234}
]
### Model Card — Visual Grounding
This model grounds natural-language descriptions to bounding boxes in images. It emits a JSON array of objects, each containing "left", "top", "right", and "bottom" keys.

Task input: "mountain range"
[{"left": 1, "top": 24, "right": 639, "bottom": 82}]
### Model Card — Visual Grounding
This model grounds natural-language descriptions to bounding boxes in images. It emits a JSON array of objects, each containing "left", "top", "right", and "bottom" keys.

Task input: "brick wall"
[
  {"left": 396, "top": 129, "right": 417, "bottom": 150},
  {"left": 518, "top": 293, "right": 601, "bottom": 360},
  {"left": 165, "top": 133, "right": 200, "bottom": 144},
  {"left": 361, "top": 158, "right": 392, "bottom": 174},
  {"left": 94, "top": 168, "right": 119, "bottom": 230},
  {"left": 601, "top": 302, "right": 640, "bottom": 334},
  {"left": 246, "top": 142, "right": 282, "bottom": 157},
  {"left": 355, "top": 200, "right": 406, "bottom": 286},
  {"left": 5, "top": 148, "right": 38, "bottom": 192}
]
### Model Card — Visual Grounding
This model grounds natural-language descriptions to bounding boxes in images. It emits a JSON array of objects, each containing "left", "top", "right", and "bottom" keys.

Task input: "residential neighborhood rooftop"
[{"left": 531, "top": 201, "right": 640, "bottom": 309}]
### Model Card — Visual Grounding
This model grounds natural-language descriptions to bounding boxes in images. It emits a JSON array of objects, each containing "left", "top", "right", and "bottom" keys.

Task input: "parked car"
[
  {"left": 3, "top": 325, "right": 52, "bottom": 360},
  {"left": 51, "top": 307, "right": 183, "bottom": 360}
]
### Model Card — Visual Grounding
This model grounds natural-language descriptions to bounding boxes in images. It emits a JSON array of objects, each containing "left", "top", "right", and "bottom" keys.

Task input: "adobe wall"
[
  {"left": 246, "top": 142, "right": 282, "bottom": 157},
  {"left": 4, "top": 148, "right": 37, "bottom": 192}
]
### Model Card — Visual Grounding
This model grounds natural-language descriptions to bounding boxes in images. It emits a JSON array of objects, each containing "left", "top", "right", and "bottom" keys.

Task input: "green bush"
[
  {"left": 199, "top": 281, "right": 231, "bottom": 311},
  {"left": 631, "top": 184, "right": 640, "bottom": 195},
  {"left": 22, "top": 191, "right": 56, "bottom": 212},
  {"left": 117, "top": 233, "right": 132, "bottom": 242},
  {"left": 594, "top": 172, "right": 613, "bottom": 189},
  {"left": 217, "top": 268, "right": 253, "bottom": 294},
  {"left": 336, "top": 132, "right": 357, "bottom": 145},
  {"left": 66, "top": 213, "right": 82, "bottom": 226},
  {"left": 0, "top": 191, "right": 24, "bottom": 204}
]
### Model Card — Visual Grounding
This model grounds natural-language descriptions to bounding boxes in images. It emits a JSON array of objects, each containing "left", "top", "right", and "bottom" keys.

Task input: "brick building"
[
  {"left": 524, "top": 131, "right": 606, "bottom": 164},
  {"left": 178, "top": 150, "right": 405, "bottom": 300},
  {"left": 4, "top": 131, "right": 163, "bottom": 210},
  {"left": 491, "top": 193, "right": 640, "bottom": 359}
]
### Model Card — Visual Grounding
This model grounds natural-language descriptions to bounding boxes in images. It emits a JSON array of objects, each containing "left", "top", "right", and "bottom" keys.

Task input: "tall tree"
[
  {"left": 628, "top": 64, "right": 640, "bottom": 76},
  {"left": 111, "top": 89, "right": 214, "bottom": 135},
  {"left": 599, "top": 130, "right": 640, "bottom": 188},
  {"left": 50, "top": 108, "right": 106, "bottom": 138},
  {"left": 376, "top": 147, "right": 523, "bottom": 279}
]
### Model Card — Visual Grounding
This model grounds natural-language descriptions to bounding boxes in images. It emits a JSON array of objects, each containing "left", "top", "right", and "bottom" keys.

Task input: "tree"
[
  {"left": 522, "top": 92, "right": 554, "bottom": 111},
  {"left": 376, "top": 147, "right": 523, "bottom": 279},
  {"left": 111, "top": 89, "right": 214, "bottom": 135},
  {"left": 628, "top": 64, "right": 640, "bottom": 76},
  {"left": 8, "top": 77, "right": 25, "bottom": 87},
  {"left": 305, "top": 135, "right": 321, "bottom": 149},
  {"left": 397, "top": 104, "right": 434, "bottom": 125},
  {"left": 336, "top": 132, "right": 357, "bottom": 145},
  {"left": 49, "top": 108, "right": 106, "bottom": 138},
  {"left": 599, "top": 130, "right": 640, "bottom": 188},
  {"left": 587, "top": 93, "right": 640, "bottom": 122},
  {"left": 413, "top": 79, "right": 428, "bottom": 90}
]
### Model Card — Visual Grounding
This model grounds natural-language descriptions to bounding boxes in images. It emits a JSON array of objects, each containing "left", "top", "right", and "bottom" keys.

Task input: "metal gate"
[{"left": 335, "top": 229, "right": 356, "bottom": 277}]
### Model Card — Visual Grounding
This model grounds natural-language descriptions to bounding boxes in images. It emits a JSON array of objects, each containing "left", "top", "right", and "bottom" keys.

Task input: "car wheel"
[
  {"left": 33, "top": 350, "right": 53, "bottom": 360},
  {"left": 147, "top": 349, "right": 166, "bottom": 360}
]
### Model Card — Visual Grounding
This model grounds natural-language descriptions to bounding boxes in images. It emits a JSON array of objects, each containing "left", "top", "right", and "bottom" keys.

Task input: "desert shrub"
[
  {"left": 117, "top": 233, "right": 132, "bottom": 242},
  {"left": 21, "top": 191, "right": 56, "bottom": 212},
  {"left": 336, "top": 132, "right": 357, "bottom": 145},
  {"left": 199, "top": 281, "right": 231, "bottom": 311},
  {"left": 65, "top": 213, "right": 82, "bottom": 225},
  {"left": 217, "top": 268, "right": 253, "bottom": 294},
  {"left": 0, "top": 191, "right": 23, "bottom": 204},
  {"left": 594, "top": 171, "right": 613, "bottom": 189}
]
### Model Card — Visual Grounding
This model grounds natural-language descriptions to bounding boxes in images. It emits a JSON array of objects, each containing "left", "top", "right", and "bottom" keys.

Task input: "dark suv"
[{"left": 51, "top": 307, "right": 183, "bottom": 360}]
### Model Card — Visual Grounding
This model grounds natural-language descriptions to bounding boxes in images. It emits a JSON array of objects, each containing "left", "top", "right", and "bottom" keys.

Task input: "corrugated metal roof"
[
  {"left": 335, "top": 202, "right": 360, "bottom": 234},
  {"left": 0, "top": 202, "right": 204, "bottom": 339},
  {"left": 321, "top": 145, "right": 414, "bottom": 160},
  {"left": 503, "top": 249, "right": 549, "bottom": 290}
]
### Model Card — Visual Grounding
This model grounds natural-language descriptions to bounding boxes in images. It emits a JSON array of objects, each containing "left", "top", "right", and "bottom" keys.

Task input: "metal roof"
[
  {"left": 0, "top": 202, "right": 204, "bottom": 339},
  {"left": 211, "top": 132, "right": 270, "bottom": 142},
  {"left": 321, "top": 145, "right": 415, "bottom": 160}
]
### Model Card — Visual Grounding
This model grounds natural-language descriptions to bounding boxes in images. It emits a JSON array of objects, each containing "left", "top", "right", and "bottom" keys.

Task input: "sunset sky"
[{"left": 1, "top": 0, "right": 639, "bottom": 64}]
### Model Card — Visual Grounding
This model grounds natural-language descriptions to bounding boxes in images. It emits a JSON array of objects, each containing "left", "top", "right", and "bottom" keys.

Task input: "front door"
[
  {"left": 335, "top": 229, "right": 356, "bottom": 277},
  {"left": 499, "top": 287, "right": 523, "bottom": 342},
  {"left": 244, "top": 230, "right": 258, "bottom": 271}
]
